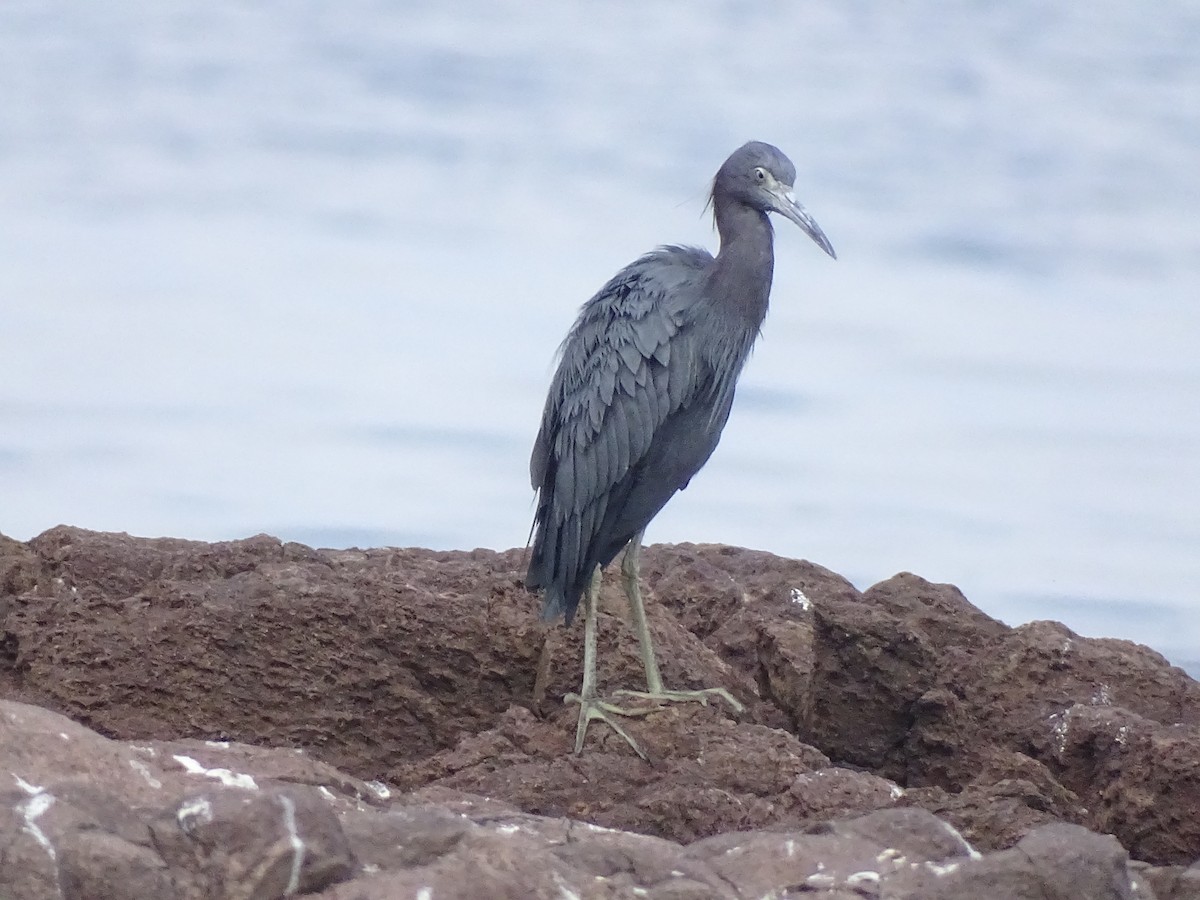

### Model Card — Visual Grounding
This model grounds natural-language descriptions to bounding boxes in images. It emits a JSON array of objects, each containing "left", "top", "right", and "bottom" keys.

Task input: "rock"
[
  {"left": 1135, "top": 859, "right": 1200, "bottom": 900},
  {"left": 1, "top": 528, "right": 760, "bottom": 779},
  {"left": 0, "top": 700, "right": 358, "bottom": 900},
  {"left": 1040, "top": 703, "right": 1200, "bottom": 865},
  {"left": 149, "top": 787, "right": 352, "bottom": 900},
  {"left": 0, "top": 701, "right": 1157, "bottom": 899},
  {"left": 888, "top": 822, "right": 1147, "bottom": 900},
  {"left": 2, "top": 526, "right": 1200, "bottom": 896},
  {"left": 392, "top": 702, "right": 901, "bottom": 844}
]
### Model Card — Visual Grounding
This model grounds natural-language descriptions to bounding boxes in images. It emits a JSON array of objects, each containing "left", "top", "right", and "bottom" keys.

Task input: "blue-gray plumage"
[{"left": 526, "top": 142, "right": 836, "bottom": 758}]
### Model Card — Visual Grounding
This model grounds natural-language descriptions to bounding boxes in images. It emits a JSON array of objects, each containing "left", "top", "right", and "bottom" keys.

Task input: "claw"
[
  {"left": 565, "top": 685, "right": 745, "bottom": 760},
  {"left": 564, "top": 692, "right": 653, "bottom": 761}
]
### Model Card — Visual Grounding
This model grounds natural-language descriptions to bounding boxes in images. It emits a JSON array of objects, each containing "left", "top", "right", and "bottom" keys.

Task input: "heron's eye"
[{"left": 754, "top": 168, "right": 767, "bottom": 182}]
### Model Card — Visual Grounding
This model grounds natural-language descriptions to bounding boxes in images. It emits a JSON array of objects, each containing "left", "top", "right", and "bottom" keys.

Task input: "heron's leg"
[
  {"left": 562, "top": 564, "right": 658, "bottom": 761},
  {"left": 620, "top": 530, "right": 663, "bottom": 693},
  {"left": 614, "top": 531, "right": 745, "bottom": 714}
]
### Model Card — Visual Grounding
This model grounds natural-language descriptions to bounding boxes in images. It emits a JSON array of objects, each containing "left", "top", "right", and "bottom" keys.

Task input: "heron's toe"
[
  {"left": 563, "top": 692, "right": 658, "bottom": 761},
  {"left": 613, "top": 686, "right": 745, "bottom": 714}
]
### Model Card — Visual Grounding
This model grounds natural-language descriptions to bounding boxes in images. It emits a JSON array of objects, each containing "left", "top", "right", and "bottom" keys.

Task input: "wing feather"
[
  {"left": 598, "top": 359, "right": 617, "bottom": 408},
  {"left": 617, "top": 340, "right": 643, "bottom": 377},
  {"left": 610, "top": 399, "right": 630, "bottom": 476},
  {"left": 527, "top": 245, "right": 718, "bottom": 623},
  {"left": 591, "top": 421, "right": 610, "bottom": 507}
]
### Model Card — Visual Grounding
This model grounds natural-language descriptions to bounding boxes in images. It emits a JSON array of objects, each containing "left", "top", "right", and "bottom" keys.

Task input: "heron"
[{"left": 526, "top": 141, "right": 836, "bottom": 758}]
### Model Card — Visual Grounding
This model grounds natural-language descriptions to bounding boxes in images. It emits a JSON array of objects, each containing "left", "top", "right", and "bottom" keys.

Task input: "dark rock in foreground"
[{"left": 1, "top": 526, "right": 1198, "bottom": 898}]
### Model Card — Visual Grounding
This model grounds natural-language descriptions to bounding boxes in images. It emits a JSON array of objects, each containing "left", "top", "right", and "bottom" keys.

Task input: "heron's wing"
[
  {"left": 533, "top": 247, "right": 711, "bottom": 500},
  {"left": 528, "top": 246, "right": 716, "bottom": 616}
]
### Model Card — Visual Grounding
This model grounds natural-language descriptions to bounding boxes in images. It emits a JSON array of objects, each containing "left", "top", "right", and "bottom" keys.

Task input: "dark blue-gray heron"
[{"left": 527, "top": 141, "right": 836, "bottom": 758}]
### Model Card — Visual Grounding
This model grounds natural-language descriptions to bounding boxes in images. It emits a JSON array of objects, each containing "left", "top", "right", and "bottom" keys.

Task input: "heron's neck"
[{"left": 711, "top": 202, "right": 775, "bottom": 327}]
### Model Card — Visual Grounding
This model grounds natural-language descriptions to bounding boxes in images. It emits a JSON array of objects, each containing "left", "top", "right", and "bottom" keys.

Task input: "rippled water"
[{"left": 2, "top": 2, "right": 1198, "bottom": 672}]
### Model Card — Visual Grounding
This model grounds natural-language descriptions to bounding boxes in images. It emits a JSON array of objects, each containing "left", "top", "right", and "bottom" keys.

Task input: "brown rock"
[
  {"left": 0, "top": 700, "right": 360, "bottom": 900},
  {"left": 1, "top": 528, "right": 760, "bottom": 778},
  {"left": 149, "top": 787, "right": 353, "bottom": 899},
  {"left": 0, "top": 697, "right": 1155, "bottom": 899},
  {"left": 939, "top": 619, "right": 1200, "bottom": 747},
  {"left": 1040, "top": 703, "right": 1200, "bottom": 865},
  {"left": 2, "top": 526, "right": 1200, "bottom": 895},
  {"left": 886, "top": 822, "right": 1147, "bottom": 899},
  {"left": 391, "top": 702, "right": 901, "bottom": 843}
]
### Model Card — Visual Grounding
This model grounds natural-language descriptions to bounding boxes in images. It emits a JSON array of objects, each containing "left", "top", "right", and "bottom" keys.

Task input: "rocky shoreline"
[{"left": 2, "top": 526, "right": 1198, "bottom": 898}]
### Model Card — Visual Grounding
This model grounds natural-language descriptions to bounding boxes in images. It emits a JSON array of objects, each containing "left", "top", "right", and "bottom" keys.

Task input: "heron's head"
[{"left": 712, "top": 141, "right": 836, "bottom": 259}]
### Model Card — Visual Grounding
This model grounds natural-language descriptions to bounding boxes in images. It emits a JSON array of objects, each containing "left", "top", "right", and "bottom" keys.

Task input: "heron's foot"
[
  {"left": 564, "top": 692, "right": 663, "bottom": 761},
  {"left": 613, "top": 686, "right": 746, "bottom": 714}
]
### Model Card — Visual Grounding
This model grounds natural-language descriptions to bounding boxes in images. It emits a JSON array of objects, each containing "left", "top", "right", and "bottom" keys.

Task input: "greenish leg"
[
  {"left": 563, "top": 564, "right": 659, "bottom": 761},
  {"left": 564, "top": 533, "right": 745, "bottom": 760},
  {"left": 613, "top": 530, "right": 745, "bottom": 713}
]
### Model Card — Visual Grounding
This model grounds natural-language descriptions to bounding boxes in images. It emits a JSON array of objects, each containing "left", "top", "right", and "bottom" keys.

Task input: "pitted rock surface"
[{"left": 2, "top": 527, "right": 1199, "bottom": 898}]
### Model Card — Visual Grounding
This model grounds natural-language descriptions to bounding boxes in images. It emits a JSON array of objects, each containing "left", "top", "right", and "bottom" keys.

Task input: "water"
[{"left": 2, "top": 2, "right": 1198, "bottom": 673}]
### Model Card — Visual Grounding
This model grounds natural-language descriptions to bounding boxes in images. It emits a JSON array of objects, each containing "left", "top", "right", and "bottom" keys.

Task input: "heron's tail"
[
  {"left": 537, "top": 587, "right": 569, "bottom": 624},
  {"left": 527, "top": 504, "right": 577, "bottom": 625},
  {"left": 526, "top": 559, "right": 581, "bottom": 626}
]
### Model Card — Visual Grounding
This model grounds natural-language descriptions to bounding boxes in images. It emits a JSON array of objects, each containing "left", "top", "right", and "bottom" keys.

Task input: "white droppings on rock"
[
  {"left": 789, "top": 588, "right": 812, "bottom": 611},
  {"left": 16, "top": 781, "right": 62, "bottom": 897},
  {"left": 1092, "top": 684, "right": 1112, "bottom": 706},
  {"left": 129, "top": 759, "right": 162, "bottom": 789},
  {"left": 15, "top": 774, "right": 43, "bottom": 795},
  {"left": 847, "top": 870, "right": 881, "bottom": 886},
  {"left": 784, "top": 839, "right": 795, "bottom": 857},
  {"left": 177, "top": 797, "right": 213, "bottom": 833},
  {"left": 130, "top": 745, "right": 157, "bottom": 757},
  {"left": 876, "top": 848, "right": 902, "bottom": 863},
  {"left": 19, "top": 791, "right": 56, "bottom": 858},
  {"left": 1116, "top": 725, "right": 1129, "bottom": 746},
  {"left": 1062, "top": 638, "right": 1073, "bottom": 654},
  {"left": 552, "top": 873, "right": 581, "bottom": 900},
  {"left": 889, "top": 783, "right": 905, "bottom": 799},
  {"left": 804, "top": 872, "right": 836, "bottom": 888},
  {"left": 937, "top": 818, "right": 981, "bottom": 860},
  {"left": 496, "top": 823, "right": 521, "bottom": 835},
  {"left": 670, "top": 870, "right": 685, "bottom": 878},
  {"left": 416, "top": 888, "right": 432, "bottom": 900},
  {"left": 1050, "top": 708, "right": 1074, "bottom": 756},
  {"left": 361, "top": 863, "right": 380, "bottom": 874},
  {"left": 924, "top": 860, "right": 961, "bottom": 876},
  {"left": 205, "top": 740, "right": 231, "bottom": 749},
  {"left": 58, "top": 732, "right": 69, "bottom": 741},
  {"left": 318, "top": 786, "right": 336, "bottom": 802},
  {"left": 173, "top": 754, "right": 258, "bottom": 790},
  {"left": 279, "top": 794, "right": 305, "bottom": 896},
  {"left": 365, "top": 780, "right": 391, "bottom": 800}
]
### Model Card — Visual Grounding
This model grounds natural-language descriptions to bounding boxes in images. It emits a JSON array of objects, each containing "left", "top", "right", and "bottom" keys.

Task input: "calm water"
[{"left": 2, "top": 3, "right": 1198, "bottom": 672}]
